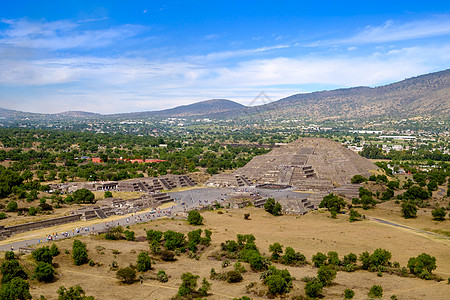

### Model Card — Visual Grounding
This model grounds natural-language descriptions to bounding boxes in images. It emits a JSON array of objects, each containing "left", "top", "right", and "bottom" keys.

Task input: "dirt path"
[{"left": 369, "top": 217, "right": 450, "bottom": 239}]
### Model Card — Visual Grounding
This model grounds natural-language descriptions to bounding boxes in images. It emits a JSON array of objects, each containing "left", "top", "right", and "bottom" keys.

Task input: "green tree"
[
  {"left": 401, "top": 201, "right": 417, "bottom": 219},
  {"left": 104, "top": 191, "right": 113, "bottom": 198},
  {"left": 136, "top": 252, "right": 152, "bottom": 272},
  {"left": 269, "top": 242, "right": 283, "bottom": 261},
  {"left": 187, "top": 210, "right": 203, "bottom": 225},
  {"left": 177, "top": 272, "right": 199, "bottom": 297},
  {"left": 116, "top": 267, "right": 136, "bottom": 284},
  {"left": 198, "top": 278, "right": 211, "bottom": 297},
  {"left": 407, "top": 253, "right": 437, "bottom": 279},
  {"left": 431, "top": 207, "right": 446, "bottom": 221},
  {"left": 319, "top": 193, "right": 346, "bottom": 214},
  {"left": 34, "top": 261, "right": 55, "bottom": 283},
  {"left": 57, "top": 285, "right": 95, "bottom": 300},
  {"left": 72, "top": 239, "right": 88, "bottom": 266},
  {"left": 0, "top": 277, "right": 32, "bottom": 300},
  {"left": 72, "top": 188, "right": 95, "bottom": 204},
  {"left": 264, "top": 198, "right": 282, "bottom": 216}
]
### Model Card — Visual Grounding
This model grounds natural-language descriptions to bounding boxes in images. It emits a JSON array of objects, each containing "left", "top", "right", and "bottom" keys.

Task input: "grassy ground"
[{"left": 4, "top": 206, "right": 449, "bottom": 300}]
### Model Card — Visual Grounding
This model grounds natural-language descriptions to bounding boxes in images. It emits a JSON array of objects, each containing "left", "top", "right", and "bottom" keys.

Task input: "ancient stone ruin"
[{"left": 208, "top": 137, "right": 377, "bottom": 192}]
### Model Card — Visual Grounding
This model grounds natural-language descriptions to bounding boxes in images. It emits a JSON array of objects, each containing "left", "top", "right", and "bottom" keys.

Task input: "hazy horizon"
[{"left": 1, "top": 1, "right": 450, "bottom": 114}]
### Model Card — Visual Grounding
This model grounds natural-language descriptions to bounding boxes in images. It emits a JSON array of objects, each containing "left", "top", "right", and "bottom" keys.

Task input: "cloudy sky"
[{"left": 1, "top": 1, "right": 450, "bottom": 113}]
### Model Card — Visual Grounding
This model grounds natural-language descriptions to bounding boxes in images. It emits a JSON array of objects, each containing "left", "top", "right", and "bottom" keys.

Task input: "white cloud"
[
  {"left": 2, "top": 44, "right": 449, "bottom": 113},
  {"left": 0, "top": 19, "right": 144, "bottom": 50},
  {"left": 338, "top": 17, "right": 450, "bottom": 44}
]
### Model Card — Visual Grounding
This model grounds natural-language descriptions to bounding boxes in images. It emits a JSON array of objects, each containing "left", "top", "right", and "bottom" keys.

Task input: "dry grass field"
[{"left": 5, "top": 206, "right": 449, "bottom": 300}]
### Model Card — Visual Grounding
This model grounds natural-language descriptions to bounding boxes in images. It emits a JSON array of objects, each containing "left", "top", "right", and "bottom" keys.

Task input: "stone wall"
[{"left": 0, "top": 214, "right": 82, "bottom": 239}]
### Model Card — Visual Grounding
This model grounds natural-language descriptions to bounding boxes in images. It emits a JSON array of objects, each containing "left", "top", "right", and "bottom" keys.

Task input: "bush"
[
  {"left": 178, "top": 272, "right": 199, "bottom": 296},
  {"left": 317, "top": 265, "right": 336, "bottom": 286},
  {"left": 104, "top": 226, "right": 124, "bottom": 240},
  {"left": 32, "top": 246, "right": 54, "bottom": 264},
  {"left": 6, "top": 201, "right": 18, "bottom": 212},
  {"left": 136, "top": 252, "right": 152, "bottom": 272},
  {"left": 157, "top": 270, "right": 168, "bottom": 283},
  {"left": 368, "top": 285, "right": 383, "bottom": 298},
  {"left": 265, "top": 274, "right": 288, "bottom": 295},
  {"left": 50, "top": 244, "right": 60, "bottom": 257},
  {"left": 57, "top": 285, "right": 95, "bottom": 300},
  {"left": 351, "top": 175, "right": 367, "bottom": 183},
  {"left": 28, "top": 206, "right": 37, "bottom": 216},
  {"left": 304, "top": 278, "right": 323, "bottom": 298},
  {"left": 124, "top": 230, "right": 135, "bottom": 241},
  {"left": 1, "top": 259, "right": 28, "bottom": 284},
  {"left": 312, "top": 252, "right": 328, "bottom": 267},
  {"left": 244, "top": 213, "right": 250, "bottom": 220},
  {"left": 431, "top": 207, "right": 446, "bottom": 221},
  {"left": 187, "top": 210, "right": 203, "bottom": 225},
  {"left": 344, "top": 288, "right": 354, "bottom": 299},
  {"left": 72, "top": 239, "right": 88, "bottom": 265},
  {"left": 226, "top": 270, "right": 243, "bottom": 283},
  {"left": 0, "top": 277, "right": 31, "bottom": 300},
  {"left": 0, "top": 212, "right": 6, "bottom": 219},
  {"left": 160, "top": 250, "right": 176, "bottom": 261},
  {"left": 116, "top": 267, "right": 136, "bottom": 284},
  {"left": 402, "top": 201, "right": 417, "bottom": 219},
  {"left": 34, "top": 261, "right": 55, "bottom": 282},
  {"left": 104, "top": 191, "right": 113, "bottom": 198},
  {"left": 349, "top": 209, "right": 361, "bottom": 222},
  {"left": 407, "top": 253, "right": 437, "bottom": 279}
]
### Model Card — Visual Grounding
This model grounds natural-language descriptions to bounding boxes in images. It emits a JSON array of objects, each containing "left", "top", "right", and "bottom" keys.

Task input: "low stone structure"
[{"left": 0, "top": 214, "right": 82, "bottom": 240}]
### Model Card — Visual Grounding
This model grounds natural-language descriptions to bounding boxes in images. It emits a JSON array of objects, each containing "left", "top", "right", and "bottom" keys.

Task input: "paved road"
[
  {"left": 0, "top": 186, "right": 310, "bottom": 252},
  {"left": 370, "top": 217, "right": 450, "bottom": 239}
]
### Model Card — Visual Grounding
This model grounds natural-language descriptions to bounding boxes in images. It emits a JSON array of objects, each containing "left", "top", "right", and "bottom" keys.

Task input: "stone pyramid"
[{"left": 208, "top": 137, "right": 377, "bottom": 191}]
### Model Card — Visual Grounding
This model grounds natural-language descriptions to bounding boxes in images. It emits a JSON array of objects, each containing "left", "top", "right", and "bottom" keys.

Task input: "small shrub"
[
  {"left": 116, "top": 267, "right": 136, "bottom": 284},
  {"left": 344, "top": 288, "right": 355, "bottom": 299},
  {"left": 187, "top": 210, "right": 203, "bottom": 225},
  {"left": 157, "top": 270, "right": 168, "bottom": 283},
  {"left": 368, "top": 285, "right": 383, "bottom": 298},
  {"left": 226, "top": 270, "right": 243, "bottom": 283},
  {"left": 244, "top": 213, "right": 250, "bottom": 220}
]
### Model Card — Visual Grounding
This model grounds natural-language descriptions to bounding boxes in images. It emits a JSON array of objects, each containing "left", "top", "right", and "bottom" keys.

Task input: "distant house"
[
  {"left": 90, "top": 157, "right": 103, "bottom": 163},
  {"left": 130, "top": 159, "right": 144, "bottom": 164}
]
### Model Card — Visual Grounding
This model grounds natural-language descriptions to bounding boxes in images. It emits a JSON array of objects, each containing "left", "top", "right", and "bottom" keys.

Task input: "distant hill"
[
  {"left": 1, "top": 69, "right": 450, "bottom": 122},
  {"left": 113, "top": 99, "right": 246, "bottom": 118},
  {"left": 242, "top": 69, "right": 450, "bottom": 121}
]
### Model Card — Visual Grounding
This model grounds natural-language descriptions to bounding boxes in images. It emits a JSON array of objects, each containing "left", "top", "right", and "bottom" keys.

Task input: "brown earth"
[{"left": 5, "top": 206, "right": 449, "bottom": 300}]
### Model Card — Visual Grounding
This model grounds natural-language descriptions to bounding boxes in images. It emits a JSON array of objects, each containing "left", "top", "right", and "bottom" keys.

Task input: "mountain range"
[{"left": 1, "top": 69, "right": 450, "bottom": 122}]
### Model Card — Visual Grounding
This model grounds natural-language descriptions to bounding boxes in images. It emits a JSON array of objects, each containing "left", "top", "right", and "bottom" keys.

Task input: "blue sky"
[{"left": 1, "top": 1, "right": 450, "bottom": 113}]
